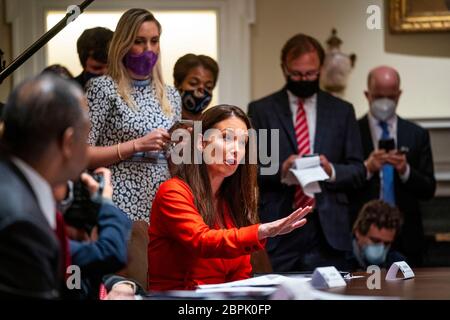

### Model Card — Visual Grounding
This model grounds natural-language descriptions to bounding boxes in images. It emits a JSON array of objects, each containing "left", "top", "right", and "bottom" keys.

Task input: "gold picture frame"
[{"left": 390, "top": 0, "right": 450, "bottom": 32}]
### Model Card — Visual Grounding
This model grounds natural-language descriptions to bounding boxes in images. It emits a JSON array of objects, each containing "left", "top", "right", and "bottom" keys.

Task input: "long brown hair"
[
  {"left": 108, "top": 8, "right": 172, "bottom": 116},
  {"left": 175, "top": 105, "right": 259, "bottom": 228}
]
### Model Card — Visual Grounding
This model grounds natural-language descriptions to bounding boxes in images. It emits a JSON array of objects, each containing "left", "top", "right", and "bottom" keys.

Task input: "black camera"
[{"left": 63, "top": 173, "right": 105, "bottom": 235}]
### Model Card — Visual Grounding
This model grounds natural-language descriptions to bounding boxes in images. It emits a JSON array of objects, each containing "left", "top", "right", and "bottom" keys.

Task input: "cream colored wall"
[
  {"left": 0, "top": 0, "right": 12, "bottom": 103},
  {"left": 2, "top": 0, "right": 450, "bottom": 118},
  {"left": 250, "top": 0, "right": 450, "bottom": 119}
]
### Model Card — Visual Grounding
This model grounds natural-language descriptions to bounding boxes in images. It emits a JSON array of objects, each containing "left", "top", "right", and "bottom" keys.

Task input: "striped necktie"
[{"left": 293, "top": 99, "right": 315, "bottom": 209}]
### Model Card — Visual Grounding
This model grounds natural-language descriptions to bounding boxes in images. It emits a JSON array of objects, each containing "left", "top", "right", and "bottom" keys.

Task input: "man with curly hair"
[{"left": 349, "top": 200, "right": 405, "bottom": 270}]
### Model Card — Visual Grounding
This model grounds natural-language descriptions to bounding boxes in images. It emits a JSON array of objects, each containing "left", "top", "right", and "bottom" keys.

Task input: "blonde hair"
[{"left": 108, "top": 8, "right": 172, "bottom": 116}]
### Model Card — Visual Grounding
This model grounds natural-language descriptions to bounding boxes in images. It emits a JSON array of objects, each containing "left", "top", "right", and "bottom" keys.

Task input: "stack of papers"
[
  {"left": 282, "top": 155, "right": 329, "bottom": 197},
  {"left": 196, "top": 274, "right": 310, "bottom": 295}
]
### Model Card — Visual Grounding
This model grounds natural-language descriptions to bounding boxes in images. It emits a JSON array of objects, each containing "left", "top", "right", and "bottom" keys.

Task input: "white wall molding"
[{"left": 411, "top": 118, "right": 450, "bottom": 130}]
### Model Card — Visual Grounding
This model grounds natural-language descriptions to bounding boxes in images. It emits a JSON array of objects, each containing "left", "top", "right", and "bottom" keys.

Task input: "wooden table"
[{"left": 324, "top": 268, "right": 450, "bottom": 299}]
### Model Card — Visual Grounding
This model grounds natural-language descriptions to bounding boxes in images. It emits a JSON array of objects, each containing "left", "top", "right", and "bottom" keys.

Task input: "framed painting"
[{"left": 390, "top": 0, "right": 450, "bottom": 32}]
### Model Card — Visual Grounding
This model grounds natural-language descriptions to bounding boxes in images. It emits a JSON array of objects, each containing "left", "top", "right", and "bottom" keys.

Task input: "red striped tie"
[{"left": 293, "top": 99, "right": 315, "bottom": 209}]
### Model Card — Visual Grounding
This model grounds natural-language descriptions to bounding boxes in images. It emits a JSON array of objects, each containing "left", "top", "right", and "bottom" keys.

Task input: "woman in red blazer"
[{"left": 148, "top": 105, "right": 312, "bottom": 291}]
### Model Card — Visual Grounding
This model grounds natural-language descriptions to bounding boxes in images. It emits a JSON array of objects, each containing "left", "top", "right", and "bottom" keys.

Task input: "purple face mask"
[{"left": 123, "top": 51, "right": 158, "bottom": 77}]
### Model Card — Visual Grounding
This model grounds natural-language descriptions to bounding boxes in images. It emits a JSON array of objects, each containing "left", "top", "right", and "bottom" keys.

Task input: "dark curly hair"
[{"left": 353, "top": 200, "right": 403, "bottom": 235}]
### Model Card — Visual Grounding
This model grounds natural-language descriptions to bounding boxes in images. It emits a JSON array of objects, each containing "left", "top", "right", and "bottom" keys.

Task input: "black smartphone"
[
  {"left": 169, "top": 119, "right": 194, "bottom": 133},
  {"left": 378, "top": 138, "right": 395, "bottom": 151}
]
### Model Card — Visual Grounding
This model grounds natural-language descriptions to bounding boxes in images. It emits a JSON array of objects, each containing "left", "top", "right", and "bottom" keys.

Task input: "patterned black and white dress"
[{"left": 86, "top": 76, "right": 181, "bottom": 221}]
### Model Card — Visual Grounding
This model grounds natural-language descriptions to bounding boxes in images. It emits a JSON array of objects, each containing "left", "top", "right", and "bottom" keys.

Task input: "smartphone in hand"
[{"left": 378, "top": 138, "right": 395, "bottom": 151}]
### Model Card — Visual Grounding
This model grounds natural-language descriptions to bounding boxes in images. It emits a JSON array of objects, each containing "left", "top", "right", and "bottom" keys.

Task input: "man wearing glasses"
[{"left": 248, "top": 33, "right": 365, "bottom": 272}]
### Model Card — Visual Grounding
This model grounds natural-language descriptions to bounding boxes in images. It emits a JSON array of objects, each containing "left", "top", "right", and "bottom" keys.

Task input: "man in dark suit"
[
  {"left": 353, "top": 66, "right": 436, "bottom": 266},
  {"left": 0, "top": 74, "right": 91, "bottom": 298},
  {"left": 248, "top": 34, "right": 365, "bottom": 272}
]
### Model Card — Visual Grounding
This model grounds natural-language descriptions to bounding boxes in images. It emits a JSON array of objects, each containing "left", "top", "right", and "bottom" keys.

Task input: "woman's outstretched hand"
[{"left": 258, "top": 206, "right": 313, "bottom": 240}]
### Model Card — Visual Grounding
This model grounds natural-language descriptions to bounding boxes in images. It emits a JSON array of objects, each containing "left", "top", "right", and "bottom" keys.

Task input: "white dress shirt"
[
  {"left": 11, "top": 157, "right": 56, "bottom": 230},
  {"left": 367, "top": 112, "right": 410, "bottom": 184},
  {"left": 287, "top": 90, "right": 336, "bottom": 182}
]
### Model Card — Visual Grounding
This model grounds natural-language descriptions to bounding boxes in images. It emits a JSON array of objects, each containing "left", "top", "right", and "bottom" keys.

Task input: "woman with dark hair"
[
  {"left": 148, "top": 105, "right": 312, "bottom": 291},
  {"left": 173, "top": 53, "right": 219, "bottom": 120}
]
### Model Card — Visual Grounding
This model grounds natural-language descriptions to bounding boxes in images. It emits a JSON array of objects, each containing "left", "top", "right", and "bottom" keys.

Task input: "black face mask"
[
  {"left": 285, "top": 77, "right": 320, "bottom": 99},
  {"left": 82, "top": 71, "right": 101, "bottom": 86},
  {"left": 181, "top": 90, "right": 212, "bottom": 114}
]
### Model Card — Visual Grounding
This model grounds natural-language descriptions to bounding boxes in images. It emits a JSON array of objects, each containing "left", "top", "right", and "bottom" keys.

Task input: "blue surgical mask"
[{"left": 363, "top": 243, "right": 389, "bottom": 265}]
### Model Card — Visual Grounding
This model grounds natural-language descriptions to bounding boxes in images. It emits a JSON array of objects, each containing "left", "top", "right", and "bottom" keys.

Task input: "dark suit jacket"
[
  {"left": 74, "top": 72, "right": 87, "bottom": 90},
  {"left": 248, "top": 89, "right": 365, "bottom": 252},
  {"left": 354, "top": 115, "right": 436, "bottom": 264},
  {"left": 0, "top": 158, "right": 61, "bottom": 299}
]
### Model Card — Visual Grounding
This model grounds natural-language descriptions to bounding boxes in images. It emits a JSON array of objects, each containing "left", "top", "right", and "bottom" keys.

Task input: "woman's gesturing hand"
[
  {"left": 134, "top": 128, "right": 171, "bottom": 152},
  {"left": 258, "top": 206, "right": 313, "bottom": 240}
]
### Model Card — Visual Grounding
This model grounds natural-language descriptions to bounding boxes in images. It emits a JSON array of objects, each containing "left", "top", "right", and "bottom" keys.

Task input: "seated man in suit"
[
  {"left": 248, "top": 34, "right": 365, "bottom": 272},
  {"left": 353, "top": 66, "right": 436, "bottom": 266},
  {"left": 348, "top": 200, "right": 404, "bottom": 270},
  {"left": 0, "top": 74, "right": 90, "bottom": 298}
]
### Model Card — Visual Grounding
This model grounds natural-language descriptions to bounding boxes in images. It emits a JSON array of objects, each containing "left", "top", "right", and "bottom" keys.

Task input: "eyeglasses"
[{"left": 284, "top": 67, "right": 320, "bottom": 81}]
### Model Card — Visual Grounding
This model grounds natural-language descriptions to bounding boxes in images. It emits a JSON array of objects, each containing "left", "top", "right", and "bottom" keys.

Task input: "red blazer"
[{"left": 148, "top": 177, "right": 265, "bottom": 291}]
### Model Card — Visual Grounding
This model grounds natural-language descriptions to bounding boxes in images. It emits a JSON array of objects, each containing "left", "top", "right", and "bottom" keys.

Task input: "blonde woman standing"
[{"left": 86, "top": 8, "right": 181, "bottom": 221}]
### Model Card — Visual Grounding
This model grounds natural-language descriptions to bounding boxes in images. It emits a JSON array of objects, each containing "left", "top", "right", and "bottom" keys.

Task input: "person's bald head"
[
  {"left": 368, "top": 66, "right": 400, "bottom": 90},
  {"left": 365, "top": 66, "right": 402, "bottom": 106}
]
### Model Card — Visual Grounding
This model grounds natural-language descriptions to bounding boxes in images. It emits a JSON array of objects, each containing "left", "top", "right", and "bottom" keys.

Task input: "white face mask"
[{"left": 370, "top": 98, "right": 397, "bottom": 122}]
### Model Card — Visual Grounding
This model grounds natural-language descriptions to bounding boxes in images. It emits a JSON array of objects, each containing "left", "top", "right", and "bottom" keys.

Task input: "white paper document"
[
  {"left": 281, "top": 155, "right": 329, "bottom": 197},
  {"left": 385, "top": 261, "right": 415, "bottom": 281},
  {"left": 196, "top": 286, "right": 278, "bottom": 295},
  {"left": 271, "top": 279, "right": 399, "bottom": 300},
  {"left": 197, "top": 274, "right": 310, "bottom": 290}
]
